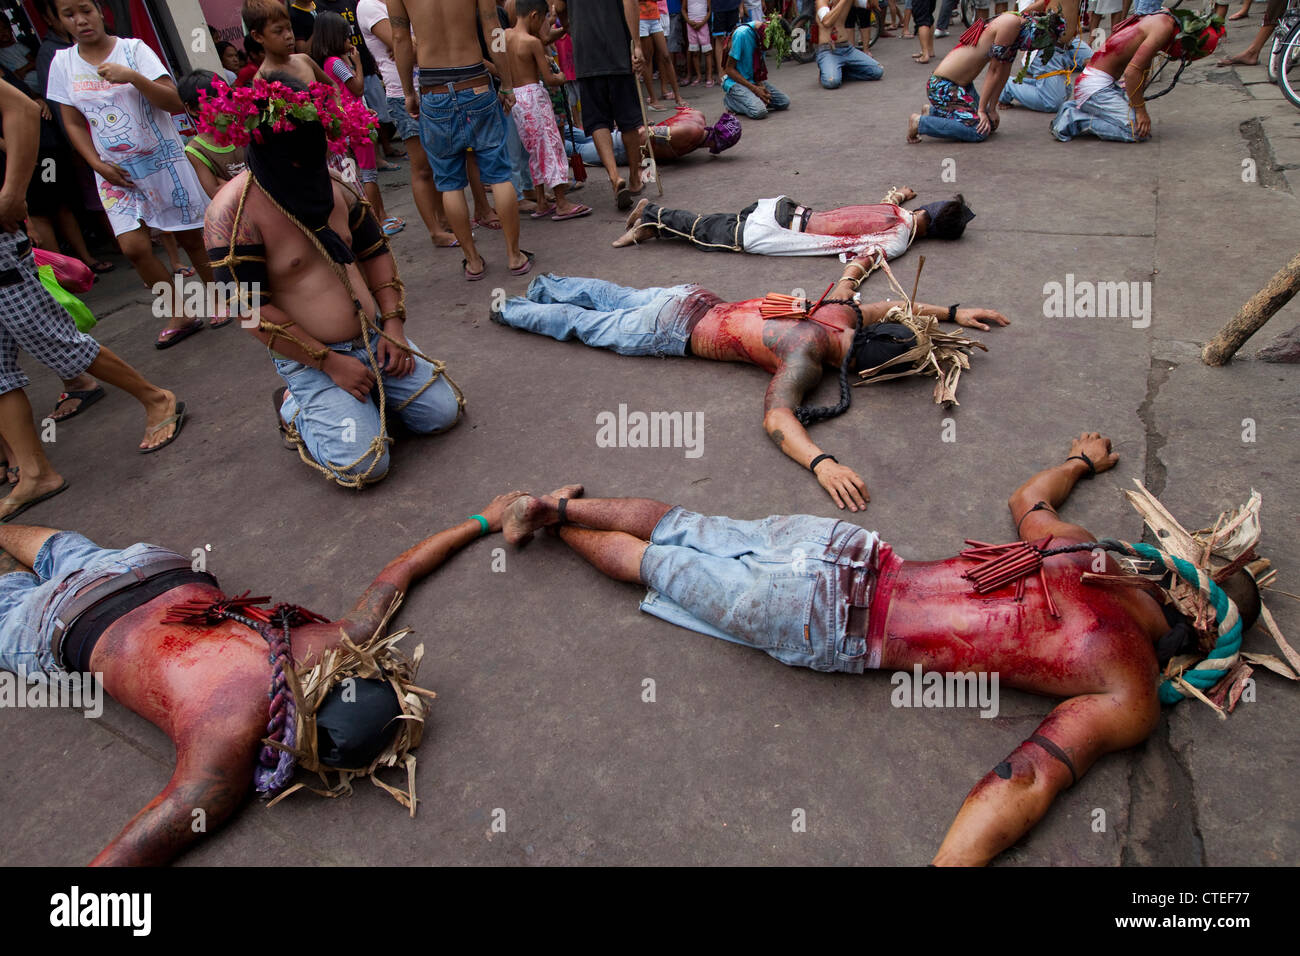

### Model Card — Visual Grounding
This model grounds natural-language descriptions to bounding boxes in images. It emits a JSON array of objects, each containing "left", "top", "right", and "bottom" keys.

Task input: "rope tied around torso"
[{"left": 230, "top": 173, "right": 465, "bottom": 488}]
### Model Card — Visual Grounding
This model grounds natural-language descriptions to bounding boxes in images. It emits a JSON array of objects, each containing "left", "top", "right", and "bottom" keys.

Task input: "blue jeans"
[
  {"left": 0, "top": 532, "right": 180, "bottom": 677},
  {"left": 999, "top": 39, "right": 1093, "bottom": 112},
  {"left": 274, "top": 327, "right": 462, "bottom": 482},
  {"left": 816, "top": 44, "right": 883, "bottom": 89},
  {"left": 639, "top": 508, "right": 880, "bottom": 673},
  {"left": 936, "top": 0, "right": 956, "bottom": 30},
  {"left": 1133, "top": 0, "right": 1163, "bottom": 13},
  {"left": 418, "top": 85, "right": 514, "bottom": 190},
  {"left": 1051, "top": 80, "right": 1142, "bottom": 143},
  {"left": 722, "top": 82, "right": 790, "bottom": 118},
  {"left": 505, "top": 110, "right": 534, "bottom": 200},
  {"left": 497, "top": 274, "right": 701, "bottom": 357},
  {"left": 917, "top": 83, "right": 988, "bottom": 143}
]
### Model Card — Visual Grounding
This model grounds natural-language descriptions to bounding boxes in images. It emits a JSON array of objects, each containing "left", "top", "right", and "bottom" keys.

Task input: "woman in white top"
[{"left": 46, "top": 0, "right": 214, "bottom": 348}]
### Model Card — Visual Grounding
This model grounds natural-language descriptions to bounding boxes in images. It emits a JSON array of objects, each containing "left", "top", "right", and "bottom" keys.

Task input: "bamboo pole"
[{"left": 1202, "top": 249, "right": 1300, "bottom": 366}]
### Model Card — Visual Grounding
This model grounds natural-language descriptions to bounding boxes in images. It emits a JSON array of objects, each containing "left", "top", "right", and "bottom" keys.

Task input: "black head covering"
[
  {"left": 246, "top": 74, "right": 355, "bottom": 264},
  {"left": 918, "top": 196, "right": 976, "bottom": 240},
  {"left": 315, "top": 677, "right": 404, "bottom": 769}
]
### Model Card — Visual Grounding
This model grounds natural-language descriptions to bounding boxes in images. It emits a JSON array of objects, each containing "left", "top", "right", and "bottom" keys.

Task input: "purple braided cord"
[{"left": 221, "top": 608, "right": 299, "bottom": 793}]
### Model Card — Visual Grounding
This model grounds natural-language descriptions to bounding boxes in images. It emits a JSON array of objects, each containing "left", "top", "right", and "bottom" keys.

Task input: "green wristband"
[{"left": 469, "top": 514, "right": 489, "bottom": 536}]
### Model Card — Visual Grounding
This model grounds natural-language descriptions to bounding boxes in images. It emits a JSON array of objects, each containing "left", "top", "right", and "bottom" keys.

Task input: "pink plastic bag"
[{"left": 33, "top": 247, "right": 94, "bottom": 294}]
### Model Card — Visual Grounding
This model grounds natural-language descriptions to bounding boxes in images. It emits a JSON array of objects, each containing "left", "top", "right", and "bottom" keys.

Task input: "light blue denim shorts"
[
  {"left": 0, "top": 532, "right": 182, "bottom": 677},
  {"left": 639, "top": 507, "right": 880, "bottom": 672}
]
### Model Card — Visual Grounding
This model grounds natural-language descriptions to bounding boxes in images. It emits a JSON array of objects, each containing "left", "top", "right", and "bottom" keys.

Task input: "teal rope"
[
  {"left": 1038, "top": 537, "right": 1243, "bottom": 704},
  {"left": 1083, "top": 539, "right": 1242, "bottom": 704}
]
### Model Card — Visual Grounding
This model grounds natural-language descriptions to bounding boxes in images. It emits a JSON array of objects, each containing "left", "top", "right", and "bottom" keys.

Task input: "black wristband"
[
  {"left": 1066, "top": 453, "right": 1096, "bottom": 478},
  {"left": 947, "top": 303, "right": 959, "bottom": 323},
  {"left": 809, "top": 453, "right": 838, "bottom": 474}
]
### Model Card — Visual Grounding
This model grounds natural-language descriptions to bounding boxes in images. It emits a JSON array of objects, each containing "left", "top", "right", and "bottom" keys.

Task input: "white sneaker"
[{"left": 935, "top": 28, "right": 949, "bottom": 37}]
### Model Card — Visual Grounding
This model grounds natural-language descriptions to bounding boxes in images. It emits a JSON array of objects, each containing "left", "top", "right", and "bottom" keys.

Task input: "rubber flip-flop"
[
  {"left": 433, "top": 236, "right": 461, "bottom": 247},
  {"left": 473, "top": 216, "right": 503, "bottom": 230},
  {"left": 382, "top": 216, "right": 406, "bottom": 236},
  {"left": 1, "top": 479, "right": 69, "bottom": 522},
  {"left": 209, "top": 312, "right": 234, "bottom": 329},
  {"left": 173, "top": 265, "right": 195, "bottom": 278},
  {"left": 463, "top": 258, "right": 487, "bottom": 281},
  {"left": 155, "top": 318, "right": 204, "bottom": 350},
  {"left": 140, "top": 401, "right": 187, "bottom": 454},
  {"left": 509, "top": 250, "right": 536, "bottom": 276},
  {"left": 88, "top": 260, "right": 115, "bottom": 274},
  {"left": 615, "top": 181, "right": 632, "bottom": 211},
  {"left": 377, "top": 160, "right": 402, "bottom": 171},
  {"left": 530, "top": 205, "right": 557, "bottom": 219},
  {"left": 49, "top": 385, "right": 106, "bottom": 423},
  {"left": 552, "top": 203, "right": 592, "bottom": 221}
]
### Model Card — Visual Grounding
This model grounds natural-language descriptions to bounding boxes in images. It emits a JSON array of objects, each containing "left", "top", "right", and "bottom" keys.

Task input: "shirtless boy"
[
  {"left": 203, "top": 74, "right": 463, "bottom": 486},
  {"left": 1051, "top": 9, "right": 1224, "bottom": 142},
  {"left": 907, "top": 11, "right": 1065, "bottom": 143},
  {"left": 492, "top": 256, "right": 1007, "bottom": 510},
  {"left": 499, "top": 434, "right": 1264, "bottom": 864},
  {"left": 0, "top": 491, "right": 527, "bottom": 865},
  {"left": 613, "top": 189, "right": 973, "bottom": 261},
  {"left": 243, "top": 0, "right": 329, "bottom": 87},
  {"left": 816, "top": 0, "right": 885, "bottom": 88},
  {"left": 506, "top": 0, "right": 588, "bottom": 220}
]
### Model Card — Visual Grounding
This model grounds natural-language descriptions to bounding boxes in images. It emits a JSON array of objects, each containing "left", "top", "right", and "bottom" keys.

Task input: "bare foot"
[
  {"left": 612, "top": 221, "right": 656, "bottom": 247},
  {"left": 140, "top": 388, "right": 180, "bottom": 451},
  {"left": 625, "top": 196, "right": 650, "bottom": 231},
  {"left": 503, "top": 494, "right": 549, "bottom": 545},
  {"left": 915, "top": 55, "right": 931, "bottom": 63},
  {"left": 898, "top": 186, "right": 917, "bottom": 201},
  {"left": 1227, "top": 9, "right": 1249, "bottom": 19},
  {"left": 1217, "top": 51, "right": 1259, "bottom": 66},
  {"left": 907, "top": 113, "right": 922, "bottom": 144}
]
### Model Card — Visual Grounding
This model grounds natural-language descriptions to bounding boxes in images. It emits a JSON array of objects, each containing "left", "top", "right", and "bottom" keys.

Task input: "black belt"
[{"left": 54, "top": 557, "right": 219, "bottom": 671}]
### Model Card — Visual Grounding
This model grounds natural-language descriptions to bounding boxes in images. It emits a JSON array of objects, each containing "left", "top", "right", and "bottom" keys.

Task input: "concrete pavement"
[{"left": 1, "top": 26, "right": 1296, "bottom": 866}]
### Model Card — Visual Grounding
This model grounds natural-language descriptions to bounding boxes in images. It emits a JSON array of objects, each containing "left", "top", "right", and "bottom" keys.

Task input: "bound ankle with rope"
[
  {"left": 161, "top": 594, "right": 328, "bottom": 794},
  {"left": 221, "top": 174, "right": 465, "bottom": 488}
]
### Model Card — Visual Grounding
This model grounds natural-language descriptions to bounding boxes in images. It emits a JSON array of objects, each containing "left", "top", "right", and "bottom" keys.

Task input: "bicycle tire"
[
  {"left": 791, "top": 13, "right": 817, "bottom": 63},
  {"left": 1269, "top": 14, "right": 1300, "bottom": 83},
  {"left": 1280, "top": 19, "right": 1300, "bottom": 109},
  {"left": 960, "top": 0, "right": 976, "bottom": 27}
]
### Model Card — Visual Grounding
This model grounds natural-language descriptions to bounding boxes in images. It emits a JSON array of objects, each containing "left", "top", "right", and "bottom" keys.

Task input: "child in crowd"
[
  {"left": 685, "top": 0, "right": 714, "bottom": 85},
  {"left": 311, "top": 11, "right": 401, "bottom": 234},
  {"left": 243, "top": 0, "right": 327, "bottom": 88},
  {"left": 235, "top": 35, "right": 263, "bottom": 86},
  {"left": 46, "top": 0, "right": 214, "bottom": 348},
  {"left": 506, "top": 0, "right": 591, "bottom": 220},
  {"left": 177, "top": 70, "right": 248, "bottom": 199}
]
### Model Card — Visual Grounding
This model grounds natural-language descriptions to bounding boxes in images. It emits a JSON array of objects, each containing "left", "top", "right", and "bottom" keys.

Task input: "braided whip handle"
[{"left": 251, "top": 607, "right": 300, "bottom": 793}]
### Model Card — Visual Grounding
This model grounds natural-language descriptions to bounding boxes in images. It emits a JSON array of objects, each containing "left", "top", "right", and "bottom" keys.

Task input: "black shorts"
[
  {"left": 711, "top": 7, "right": 741, "bottom": 37},
  {"left": 911, "top": 0, "right": 936, "bottom": 28},
  {"left": 1265, "top": 0, "right": 1286, "bottom": 24},
  {"left": 579, "top": 74, "right": 643, "bottom": 135},
  {"left": 845, "top": 5, "right": 873, "bottom": 28}
]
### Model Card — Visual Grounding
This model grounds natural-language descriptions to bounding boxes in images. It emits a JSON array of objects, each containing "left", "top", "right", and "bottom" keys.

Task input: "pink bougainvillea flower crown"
[{"left": 197, "top": 77, "right": 377, "bottom": 155}]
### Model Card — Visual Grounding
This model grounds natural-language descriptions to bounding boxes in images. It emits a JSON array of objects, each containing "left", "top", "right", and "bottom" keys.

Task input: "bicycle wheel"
[
  {"left": 1268, "top": 14, "right": 1300, "bottom": 82},
  {"left": 868, "top": 6, "right": 883, "bottom": 46},
  {"left": 1280, "top": 19, "right": 1300, "bottom": 109},
  {"left": 791, "top": 13, "right": 817, "bottom": 62},
  {"left": 960, "top": 0, "right": 977, "bottom": 27}
]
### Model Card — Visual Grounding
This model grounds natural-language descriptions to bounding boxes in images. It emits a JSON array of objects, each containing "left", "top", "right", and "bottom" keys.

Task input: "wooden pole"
[
  {"left": 910, "top": 255, "right": 926, "bottom": 307},
  {"left": 1202, "top": 249, "right": 1300, "bottom": 366},
  {"left": 631, "top": 68, "right": 663, "bottom": 198}
]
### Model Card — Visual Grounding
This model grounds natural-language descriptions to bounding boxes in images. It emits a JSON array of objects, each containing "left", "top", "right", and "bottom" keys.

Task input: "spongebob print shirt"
[{"left": 47, "top": 38, "right": 207, "bottom": 236}]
